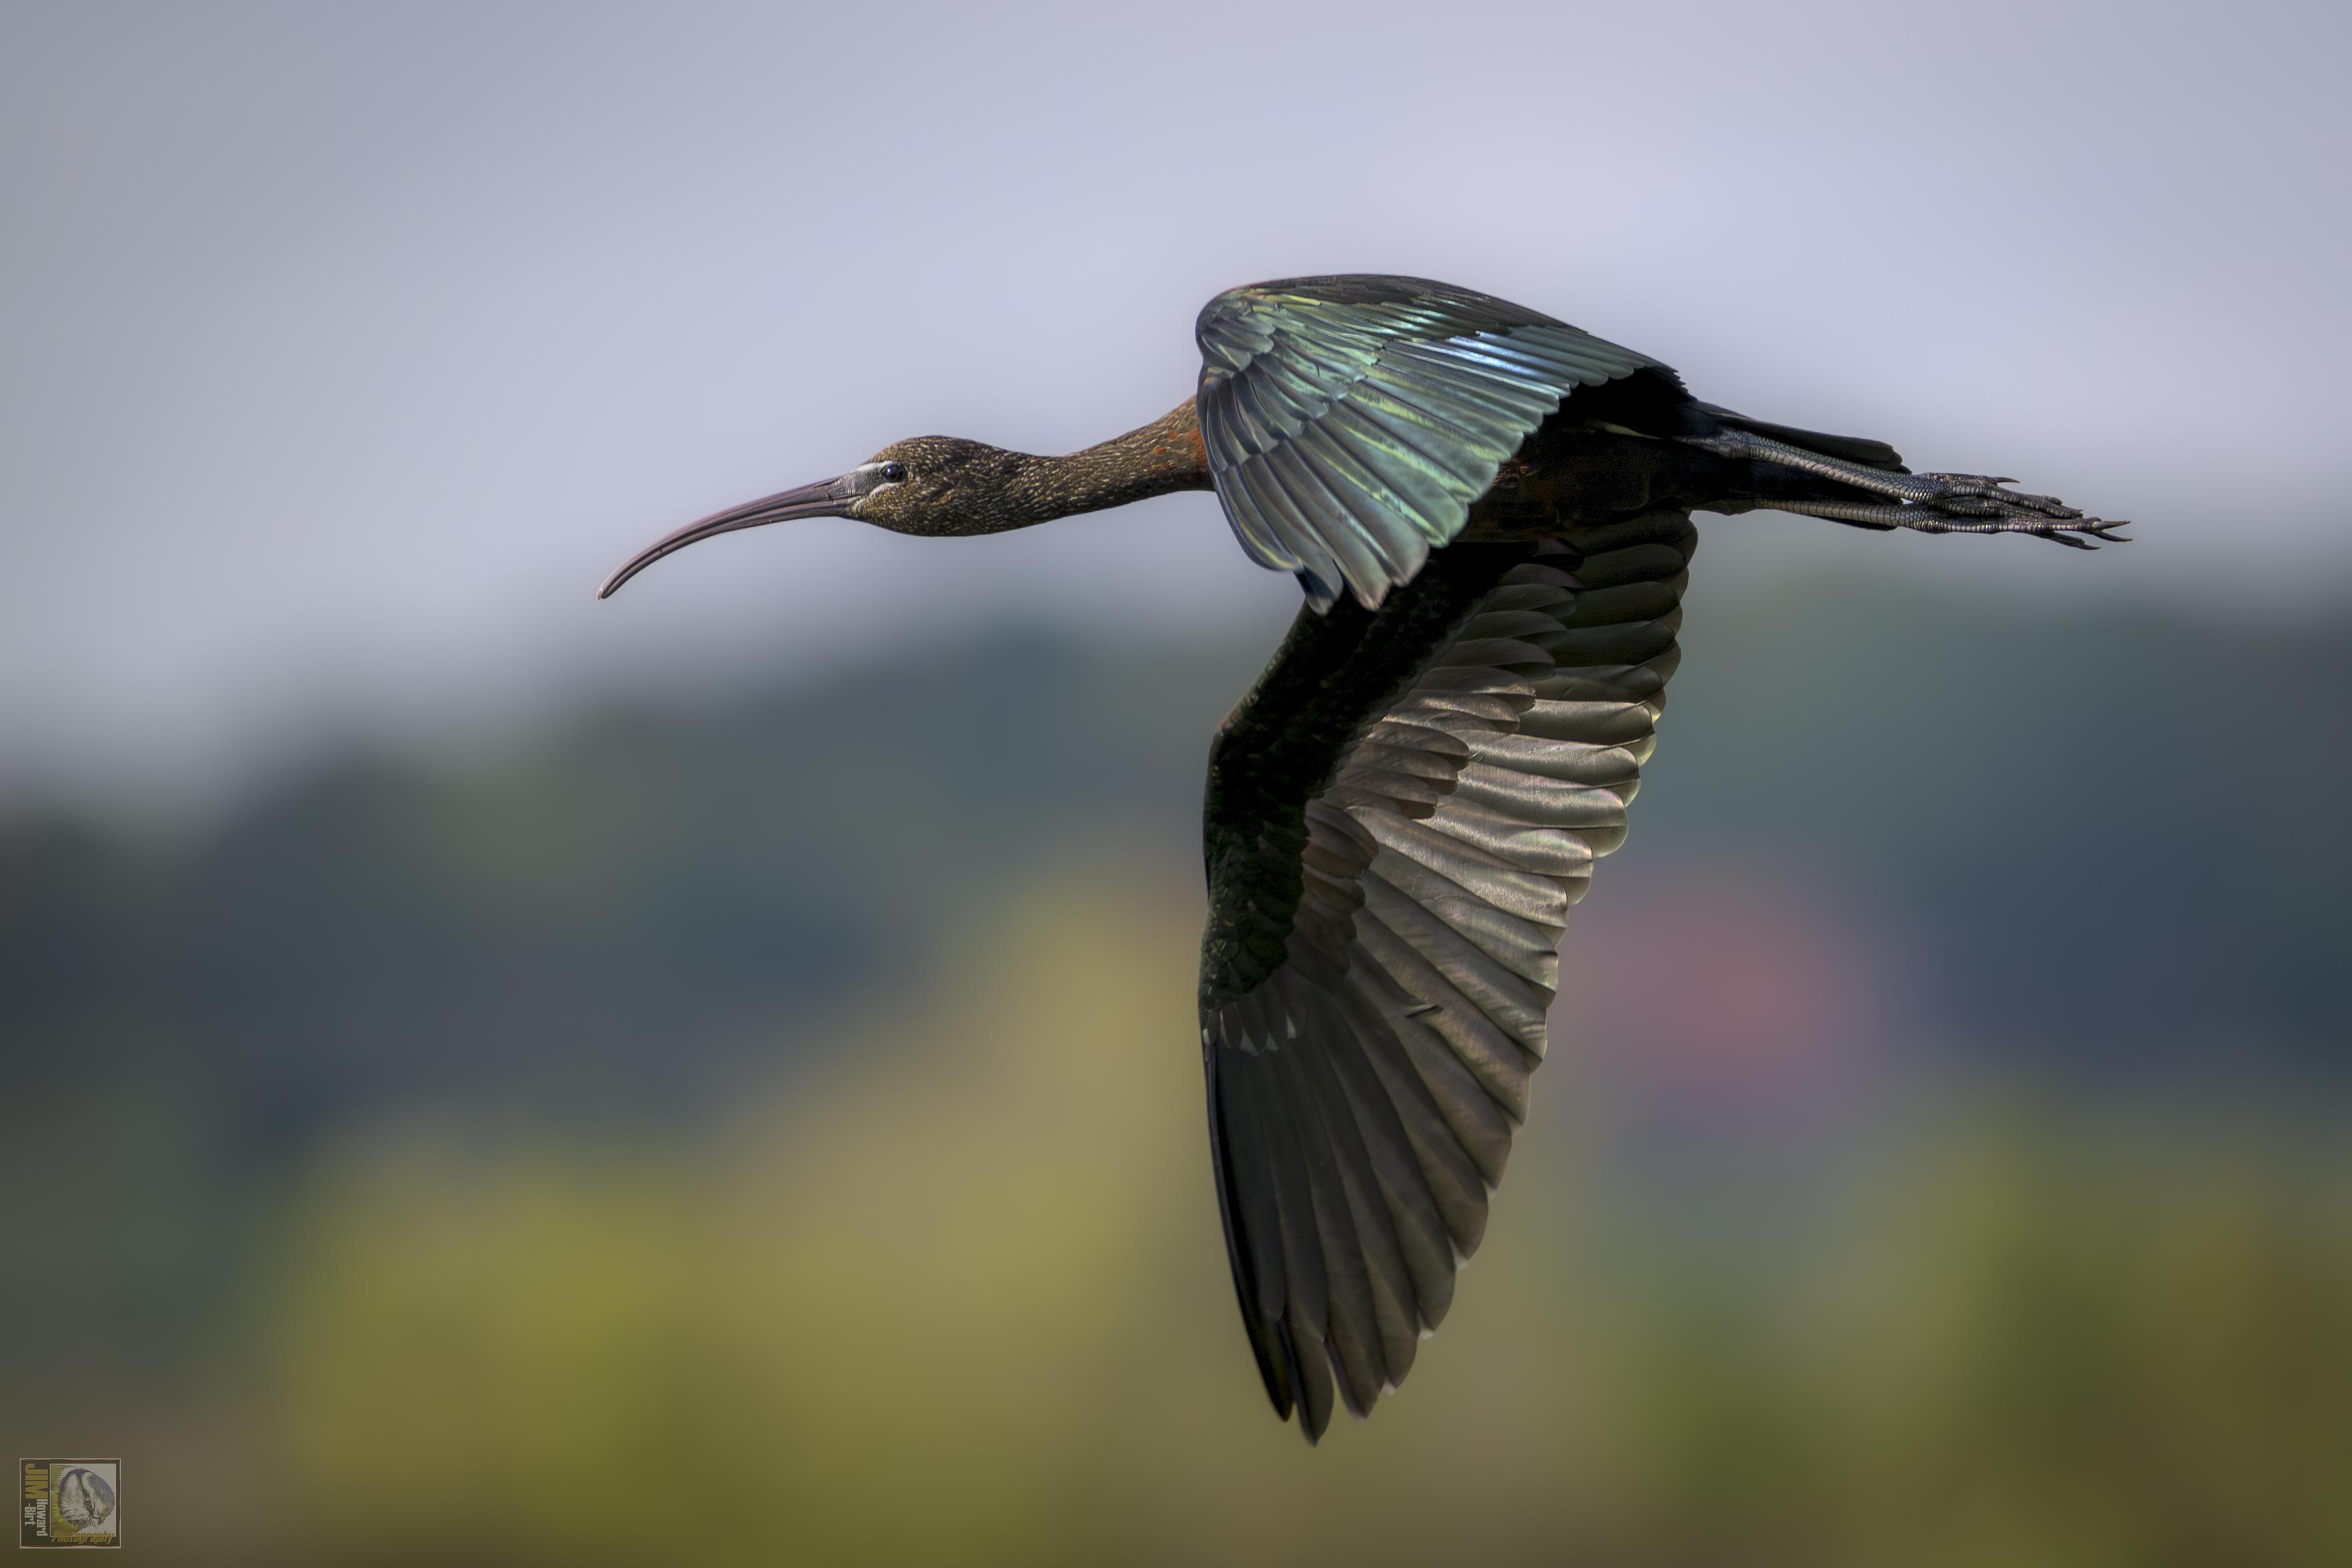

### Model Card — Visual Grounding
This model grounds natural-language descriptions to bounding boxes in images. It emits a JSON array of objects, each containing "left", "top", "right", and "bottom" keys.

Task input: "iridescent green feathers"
[{"left": 1194, "top": 276, "right": 1668, "bottom": 611}]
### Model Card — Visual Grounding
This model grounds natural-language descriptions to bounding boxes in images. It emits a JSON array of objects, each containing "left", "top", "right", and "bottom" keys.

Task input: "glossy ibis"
[{"left": 600, "top": 275, "right": 2123, "bottom": 1442}]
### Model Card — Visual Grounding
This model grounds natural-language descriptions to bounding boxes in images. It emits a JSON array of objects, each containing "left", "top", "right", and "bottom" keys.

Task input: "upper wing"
[
  {"left": 1198, "top": 509, "right": 1697, "bottom": 1441},
  {"left": 1194, "top": 275, "right": 1672, "bottom": 613}
]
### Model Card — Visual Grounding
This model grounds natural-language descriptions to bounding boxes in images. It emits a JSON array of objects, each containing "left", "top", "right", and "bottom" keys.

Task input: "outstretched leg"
[{"left": 1683, "top": 429, "right": 2129, "bottom": 549}]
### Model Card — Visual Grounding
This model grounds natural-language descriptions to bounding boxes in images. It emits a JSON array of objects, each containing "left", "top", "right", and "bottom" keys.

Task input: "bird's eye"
[{"left": 879, "top": 461, "right": 906, "bottom": 483}]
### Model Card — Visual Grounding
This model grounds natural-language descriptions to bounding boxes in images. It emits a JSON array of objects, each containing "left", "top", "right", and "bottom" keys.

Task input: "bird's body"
[{"left": 600, "top": 275, "right": 2123, "bottom": 1442}]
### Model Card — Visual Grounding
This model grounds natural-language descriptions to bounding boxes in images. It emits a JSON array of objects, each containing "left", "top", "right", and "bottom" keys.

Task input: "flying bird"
[{"left": 600, "top": 275, "right": 2123, "bottom": 1442}]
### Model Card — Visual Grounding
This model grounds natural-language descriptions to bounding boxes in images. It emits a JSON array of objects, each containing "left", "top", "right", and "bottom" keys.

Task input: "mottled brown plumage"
[{"left": 859, "top": 402, "right": 1210, "bottom": 537}]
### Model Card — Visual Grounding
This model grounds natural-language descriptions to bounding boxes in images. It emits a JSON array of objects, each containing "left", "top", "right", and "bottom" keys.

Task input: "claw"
[{"left": 2027, "top": 514, "right": 2129, "bottom": 549}]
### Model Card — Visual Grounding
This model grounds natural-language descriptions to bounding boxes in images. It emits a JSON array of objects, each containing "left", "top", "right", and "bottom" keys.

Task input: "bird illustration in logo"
[{"left": 54, "top": 1467, "right": 116, "bottom": 1533}]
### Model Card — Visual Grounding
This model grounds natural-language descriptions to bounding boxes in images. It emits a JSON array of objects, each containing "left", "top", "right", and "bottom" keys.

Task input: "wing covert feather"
[{"left": 1195, "top": 276, "right": 1674, "bottom": 612}]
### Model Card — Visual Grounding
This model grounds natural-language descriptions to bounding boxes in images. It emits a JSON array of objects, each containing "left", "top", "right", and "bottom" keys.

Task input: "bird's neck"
[{"left": 1001, "top": 400, "right": 1211, "bottom": 526}]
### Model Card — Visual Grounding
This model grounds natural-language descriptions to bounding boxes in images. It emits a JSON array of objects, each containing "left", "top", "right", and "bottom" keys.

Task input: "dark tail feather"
[{"left": 1686, "top": 400, "right": 1907, "bottom": 473}]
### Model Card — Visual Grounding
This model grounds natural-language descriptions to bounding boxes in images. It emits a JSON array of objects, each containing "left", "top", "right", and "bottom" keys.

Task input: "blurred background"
[{"left": 4, "top": 2, "right": 2349, "bottom": 1562}]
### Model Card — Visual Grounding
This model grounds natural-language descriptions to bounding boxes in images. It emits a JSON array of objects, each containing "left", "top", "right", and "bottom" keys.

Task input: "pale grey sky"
[{"left": 3, "top": 0, "right": 2347, "bottom": 810}]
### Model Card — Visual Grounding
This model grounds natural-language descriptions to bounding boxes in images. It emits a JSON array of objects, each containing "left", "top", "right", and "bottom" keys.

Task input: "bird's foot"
[
  {"left": 1883, "top": 473, "right": 2131, "bottom": 549},
  {"left": 1685, "top": 429, "right": 2129, "bottom": 548},
  {"left": 1773, "top": 490, "right": 2132, "bottom": 549},
  {"left": 1909, "top": 472, "right": 2072, "bottom": 516}
]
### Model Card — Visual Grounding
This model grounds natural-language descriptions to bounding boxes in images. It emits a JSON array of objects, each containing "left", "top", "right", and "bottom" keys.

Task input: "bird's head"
[{"left": 598, "top": 435, "right": 1030, "bottom": 599}]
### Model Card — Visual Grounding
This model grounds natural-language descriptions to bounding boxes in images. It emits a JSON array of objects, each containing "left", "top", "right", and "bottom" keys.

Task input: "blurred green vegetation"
[
  {"left": 249, "top": 889, "right": 2352, "bottom": 1565},
  {"left": 4, "top": 577, "right": 2350, "bottom": 1563}
]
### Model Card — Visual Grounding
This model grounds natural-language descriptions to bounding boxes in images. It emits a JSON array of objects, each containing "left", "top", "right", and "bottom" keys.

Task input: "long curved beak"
[{"left": 597, "top": 472, "right": 861, "bottom": 599}]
